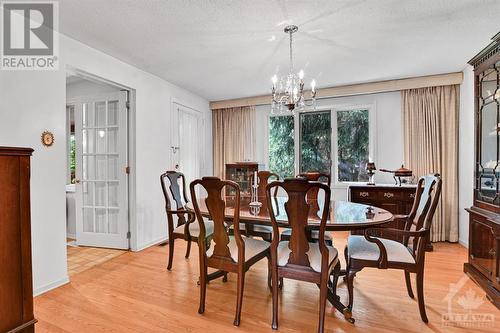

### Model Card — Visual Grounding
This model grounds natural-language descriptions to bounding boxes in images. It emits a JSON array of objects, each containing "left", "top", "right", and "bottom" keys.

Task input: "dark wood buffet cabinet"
[
  {"left": 348, "top": 184, "right": 419, "bottom": 243},
  {"left": 464, "top": 32, "right": 500, "bottom": 308},
  {"left": 0, "top": 147, "right": 36, "bottom": 332}
]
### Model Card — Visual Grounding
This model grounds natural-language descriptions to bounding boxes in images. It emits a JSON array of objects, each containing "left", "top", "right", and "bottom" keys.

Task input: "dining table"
[{"left": 186, "top": 195, "right": 394, "bottom": 323}]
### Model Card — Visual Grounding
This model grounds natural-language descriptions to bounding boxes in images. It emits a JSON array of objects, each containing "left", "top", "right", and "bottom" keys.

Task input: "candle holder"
[
  {"left": 366, "top": 162, "right": 376, "bottom": 185},
  {"left": 249, "top": 184, "right": 262, "bottom": 208}
]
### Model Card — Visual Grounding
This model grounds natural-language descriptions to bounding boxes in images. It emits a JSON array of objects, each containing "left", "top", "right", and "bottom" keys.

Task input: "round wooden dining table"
[
  {"left": 187, "top": 196, "right": 394, "bottom": 231},
  {"left": 187, "top": 195, "right": 394, "bottom": 323}
]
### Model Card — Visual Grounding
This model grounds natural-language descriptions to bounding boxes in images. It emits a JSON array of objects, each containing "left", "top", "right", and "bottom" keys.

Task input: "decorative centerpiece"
[
  {"left": 249, "top": 171, "right": 262, "bottom": 209},
  {"left": 379, "top": 164, "right": 415, "bottom": 186},
  {"left": 366, "top": 162, "right": 376, "bottom": 185}
]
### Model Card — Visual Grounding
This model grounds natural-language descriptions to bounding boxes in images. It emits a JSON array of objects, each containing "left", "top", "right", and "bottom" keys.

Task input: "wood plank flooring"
[{"left": 35, "top": 232, "right": 499, "bottom": 332}]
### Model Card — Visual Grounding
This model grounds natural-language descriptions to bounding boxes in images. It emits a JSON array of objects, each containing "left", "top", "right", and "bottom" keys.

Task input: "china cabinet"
[
  {"left": 464, "top": 32, "right": 500, "bottom": 308},
  {"left": 225, "top": 162, "right": 261, "bottom": 197}
]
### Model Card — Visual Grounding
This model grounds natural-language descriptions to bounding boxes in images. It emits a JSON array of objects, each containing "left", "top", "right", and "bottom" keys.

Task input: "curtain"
[
  {"left": 212, "top": 106, "right": 256, "bottom": 179},
  {"left": 402, "top": 85, "right": 459, "bottom": 242}
]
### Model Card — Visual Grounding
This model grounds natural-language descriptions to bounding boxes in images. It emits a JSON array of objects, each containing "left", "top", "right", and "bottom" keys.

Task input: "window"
[
  {"left": 300, "top": 111, "right": 331, "bottom": 174},
  {"left": 268, "top": 115, "right": 295, "bottom": 178},
  {"left": 268, "top": 106, "right": 373, "bottom": 184},
  {"left": 336, "top": 109, "right": 370, "bottom": 182},
  {"left": 67, "top": 105, "right": 76, "bottom": 184}
]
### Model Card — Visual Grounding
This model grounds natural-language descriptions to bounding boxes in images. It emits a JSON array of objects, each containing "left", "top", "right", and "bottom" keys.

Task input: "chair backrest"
[
  {"left": 190, "top": 177, "right": 244, "bottom": 263},
  {"left": 160, "top": 171, "right": 190, "bottom": 226},
  {"left": 297, "top": 171, "right": 331, "bottom": 200},
  {"left": 253, "top": 170, "right": 280, "bottom": 197},
  {"left": 266, "top": 178, "right": 331, "bottom": 271},
  {"left": 404, "top": 173, "right": 442, "bottom": 261}
]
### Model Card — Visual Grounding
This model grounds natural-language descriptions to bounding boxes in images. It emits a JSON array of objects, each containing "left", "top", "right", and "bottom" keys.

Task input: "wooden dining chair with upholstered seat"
[
  {"left": 160, "top": 171, "right": 214, "bottom": 270},
  {"left": 345, "top": 174, "right": 442, "bottom": 323},
  {"left": 281, "top": 171, "right": 333, "bottom": 245},
  {"left": 190, "top": 177, "right": 271, "bottom": 326},
  {"left": 266, "top": 178, "right": 340, "bottom": 333}
]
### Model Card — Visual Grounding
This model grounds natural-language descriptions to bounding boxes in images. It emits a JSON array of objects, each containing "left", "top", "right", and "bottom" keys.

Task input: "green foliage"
[
  {"left": 269, "top": 116, "right": 295, "bottom": 178},
  {"left": 69, "top": 135, "right": 76, "bottom": 183},
  {"left": 300, "top": 112, "right": 331, "bottom": 174},
  {"left": 337, "top": 110, "right": 369, "bottom": 182}
]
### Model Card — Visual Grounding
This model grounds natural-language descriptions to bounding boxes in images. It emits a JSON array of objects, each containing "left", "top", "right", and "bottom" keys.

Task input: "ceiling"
[{"left": 59, "top": 0, "right": 500, "bottom": 101}]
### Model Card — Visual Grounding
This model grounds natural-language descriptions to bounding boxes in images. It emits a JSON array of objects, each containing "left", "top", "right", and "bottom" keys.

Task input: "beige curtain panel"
[
  {"left": 402, "top": 85, "right": 459, "bottom": 242},
  {"left": 212, "top": 106, "right": 256, "bottom": 179}
]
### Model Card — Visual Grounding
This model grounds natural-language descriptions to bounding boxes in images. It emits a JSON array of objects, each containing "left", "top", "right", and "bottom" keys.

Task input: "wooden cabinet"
[
  {"left": 225, "top": 162, "right": 260, "bottom": 197},
  {"left": 0, "top": 147, "right": 36, "bottom": 333},
  {"left": 349, "top": 184, "right": 417, "bottom": 244},
  {"left": 464, "top": 32, "right": 500, "bottom": 309}
]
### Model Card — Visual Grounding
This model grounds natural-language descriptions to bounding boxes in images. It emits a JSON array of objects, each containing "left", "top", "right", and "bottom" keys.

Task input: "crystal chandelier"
[{"left": 271, "top": 25, "right": 317, "bottom": 115}]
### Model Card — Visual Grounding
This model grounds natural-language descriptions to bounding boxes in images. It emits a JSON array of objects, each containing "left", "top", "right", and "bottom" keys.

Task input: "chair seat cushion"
[
  {"left": 281, "top": 228, "right": 332, "bottom": 240},
  {"left": 347, "top": 235, "right": 415, "bottom": 264},
  {"left": 206, "top": 236, "right": 270, "bottom": 263},
  {"left": 277, "top": 241, "right": 338, "bottom": 273},
  {"left": 173, "top": 218, "right": 214, "bottom": 238}
]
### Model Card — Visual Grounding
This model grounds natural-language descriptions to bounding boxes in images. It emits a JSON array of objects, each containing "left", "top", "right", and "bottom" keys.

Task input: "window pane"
[
  {"left": 269, "top": 115, "right": 295, "bottom": 178},
  {"left": 337, "top": 109, "right": 369, "bottom": 182},
  {"left": 300, "top": 111, "right": 331, "bottom": 174}
]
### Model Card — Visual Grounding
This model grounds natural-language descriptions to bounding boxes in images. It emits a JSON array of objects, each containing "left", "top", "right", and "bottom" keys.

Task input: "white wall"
[
  {"left": 458, "top": 66, "right": 475, "bottom": 247},
  {"left": 0, "top": 34, "right": 211, "bottom": 295},
  {"left": 255, "top": 91, "right": 403, "bottom": 200}
]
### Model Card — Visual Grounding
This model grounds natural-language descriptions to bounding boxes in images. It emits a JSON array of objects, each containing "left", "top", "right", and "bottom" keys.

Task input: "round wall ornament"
[{"left": 41, "top": 131, "right": 55, "bottom": 147}]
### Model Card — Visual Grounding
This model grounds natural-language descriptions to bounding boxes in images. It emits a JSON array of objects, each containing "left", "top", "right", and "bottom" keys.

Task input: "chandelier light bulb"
[
  {"left": 271, "top": 75, "right": 277, "bottom": 85},
  {"left": 311, "top": 79, "right": 316, "bottom": 92},
  {"left": 298, "top": 69, "right": 304, "bottom": 79}
]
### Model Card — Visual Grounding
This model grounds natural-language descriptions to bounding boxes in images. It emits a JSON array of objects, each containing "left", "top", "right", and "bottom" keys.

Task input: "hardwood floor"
[
  {"left": 35, "top": 232, "right": 499, "bottom": 332},
  {"left": 66, "top": 245, "right": 126, "bottom": 276}
]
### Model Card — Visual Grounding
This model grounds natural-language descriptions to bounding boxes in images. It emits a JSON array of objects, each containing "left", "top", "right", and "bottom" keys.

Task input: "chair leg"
[
  {"left": 185, "top": 238, "right": 192, "bottom": 259},
  {"left": 318, "top": 275, "right": 328, "bottom": 333},
  {"left": 416, "top": 270, "right": 428, "bottom": 323},
  {"left": 234, "top": 271, "right": 245, "bottom": 326},
  {"left": 330, "top": 261, "right": 341, "bottom": 297},
  {"left": 167, "top": 237, "right": 175, "bottom": 270},
  {"left": 405, "top": 270, "right": 415, "bottom": 299},
  {"left": 267, "top": 253, "right": 272, "bottom": 289},
  {"left": 346, "top": 268, "right": 358, "bottom": 312},
  {"left": 271, "top": 265, "right": 279, "bottom": 330},
  {"left": 198, "top": 262, "right": 207, "bottom": 314}
]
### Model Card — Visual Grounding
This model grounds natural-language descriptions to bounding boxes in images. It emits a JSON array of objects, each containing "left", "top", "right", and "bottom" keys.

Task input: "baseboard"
[
  {"left": 133, "top": 236, "right": 168, "bottom": 252},
  {"left": 66, "top": 233, "right": 76, "bottom": 239},
  {"left": 459, "top": 238, "right": 468, "bottom": 248},
  {"left": 33, "top": 276, "right": 70, "bottom": 296}
]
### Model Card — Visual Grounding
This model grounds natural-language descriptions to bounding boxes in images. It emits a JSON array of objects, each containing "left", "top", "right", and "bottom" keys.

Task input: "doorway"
[
  {"left": 65, "top": 72, "right": 131, "bottom": 276},
  {"left": 172, "top": 102, "right": 202, "bottom": 200}
]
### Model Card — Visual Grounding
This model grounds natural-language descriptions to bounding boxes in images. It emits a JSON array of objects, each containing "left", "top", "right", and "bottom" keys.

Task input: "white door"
[
  {"left": 74, "top": 91, "right": 129, "bottom": 249},
  {"left": 173, "top": 103, "right": 201, "bottom": 200}
]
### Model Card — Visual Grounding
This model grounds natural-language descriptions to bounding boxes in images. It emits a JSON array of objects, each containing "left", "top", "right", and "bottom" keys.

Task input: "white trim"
[
  {"left": 33, "top": 276, "right": 70, "bottom": 296},
  {"left": 66, "top": 233, "right": 76, "bottom": 239},
  {"left": 133, "top": 236, "right": 168, "bottom": 252}
]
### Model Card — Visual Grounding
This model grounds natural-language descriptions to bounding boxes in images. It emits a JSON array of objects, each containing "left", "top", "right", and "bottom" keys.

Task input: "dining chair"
[
  {"left": 345, "top": 174, "right": 442, "bottom": 323},
  {"left": 266, "top": 178, "right": 340, "bottom": 333},
  {"left": 190, "top": 176, "right": 271, "bottom": 326},
  {"left": 281, "top": 171, "right": 333, "bottom": 245},
  {"left": 160, "top": 171, "right": 214, "bottom": 270}
]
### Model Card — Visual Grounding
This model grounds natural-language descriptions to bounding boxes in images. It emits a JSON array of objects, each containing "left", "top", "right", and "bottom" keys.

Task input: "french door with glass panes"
[{"left": 74, "top": 91, "right": 129, "bottom": 249}]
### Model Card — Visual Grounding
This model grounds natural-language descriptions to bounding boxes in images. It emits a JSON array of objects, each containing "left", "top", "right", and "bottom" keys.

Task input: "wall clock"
[{"left": 41, "top": 131, "right": 55, "bottom": 147}]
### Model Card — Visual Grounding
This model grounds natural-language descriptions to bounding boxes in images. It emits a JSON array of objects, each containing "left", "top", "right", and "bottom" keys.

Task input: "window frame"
[{"left": 265, "top": 103, "right": 376, "bottom": 187}]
